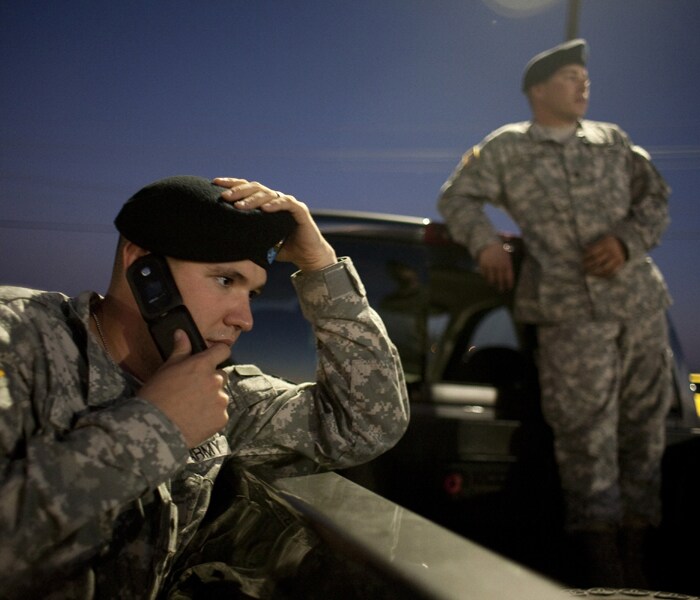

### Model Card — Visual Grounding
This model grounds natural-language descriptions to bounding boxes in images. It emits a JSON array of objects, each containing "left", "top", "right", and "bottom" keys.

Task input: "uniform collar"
[
  {"left": 70, "top": 291, "right": 137, "bottom": 405},
  {"left": 527, "top": 120, "right": 611, "bottom": 146}
]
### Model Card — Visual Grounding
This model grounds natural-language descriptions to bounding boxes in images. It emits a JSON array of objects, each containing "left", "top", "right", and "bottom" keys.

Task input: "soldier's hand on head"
[
  {"left": 214, "top": 177, "right": 337, "bottom": 272},
  {"left": 583, "top": 235, "right": 627, "bottom": 278},
  {"left": 138, "top": 329, "right": 232, "bottom": 449},
  {"left": 478, "top": 241, "right": 515, "bottom": 293}
]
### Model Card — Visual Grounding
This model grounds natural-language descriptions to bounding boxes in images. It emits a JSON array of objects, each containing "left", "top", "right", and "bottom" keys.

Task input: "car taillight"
[
  {"left": 423, "top": 222, "right": 453, "bottom": 246},
  {"left": 443, "top": 472, "right": 464, "bottom": 496}
]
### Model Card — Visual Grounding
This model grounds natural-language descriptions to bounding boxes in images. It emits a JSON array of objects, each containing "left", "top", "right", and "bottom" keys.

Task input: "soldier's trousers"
[{"left": 536, "top": 310, "right": 672, "bottom": 532}]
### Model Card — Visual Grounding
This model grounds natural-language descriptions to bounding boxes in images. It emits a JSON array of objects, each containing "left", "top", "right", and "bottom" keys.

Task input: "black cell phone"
[{"left": 126, "top": 254, "right": 208, "bottom": 360}]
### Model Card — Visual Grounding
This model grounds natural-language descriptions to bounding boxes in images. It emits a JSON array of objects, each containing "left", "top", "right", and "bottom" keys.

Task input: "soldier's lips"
[{"left": 207, "top": 338, "right": 236, "bottom": 348}]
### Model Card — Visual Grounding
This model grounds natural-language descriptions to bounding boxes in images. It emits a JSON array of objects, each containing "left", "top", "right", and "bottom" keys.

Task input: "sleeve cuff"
[
  {"left": 291, "top": 258, "right": 367, "bottom": 320},
  {"left": 611, "top": 224, "right": 644, "bottom": 261}
]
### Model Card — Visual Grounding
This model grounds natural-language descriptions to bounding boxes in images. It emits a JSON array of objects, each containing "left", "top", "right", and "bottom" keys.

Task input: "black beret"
[
  {"left": 114, "top": 175, "right": 297, "bottom": 267},
  {"left": 522, "top": 38, "right": 588, "bottom": 92}
]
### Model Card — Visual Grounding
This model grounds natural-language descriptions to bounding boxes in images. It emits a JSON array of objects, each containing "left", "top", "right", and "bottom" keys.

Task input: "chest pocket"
[
  {"left": 577, "top": 144, "right": 631, "bottom": 222},
  {"left": 501, "top": 147, "right": 571, "bottom": 229}
]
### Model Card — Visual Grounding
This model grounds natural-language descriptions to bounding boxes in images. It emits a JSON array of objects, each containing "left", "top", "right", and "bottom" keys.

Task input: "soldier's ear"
[{"left": 121, "top": 241, "right": 150, "bottom": 272}]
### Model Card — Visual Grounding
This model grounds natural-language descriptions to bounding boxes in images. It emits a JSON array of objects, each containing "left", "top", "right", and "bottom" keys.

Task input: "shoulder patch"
[{"left": 460, "top": 146, "right": 480, "bottom": 168}]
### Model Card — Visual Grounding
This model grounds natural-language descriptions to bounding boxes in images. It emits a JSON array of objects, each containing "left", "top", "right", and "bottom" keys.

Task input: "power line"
[{"left": 0, "top": 220, "right": 114, "bottom": 234}]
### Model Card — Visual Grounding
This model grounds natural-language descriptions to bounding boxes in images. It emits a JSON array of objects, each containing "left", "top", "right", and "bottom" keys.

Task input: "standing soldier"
[{"left": 438, "top": 39, "right": 673, "bottom": 588}]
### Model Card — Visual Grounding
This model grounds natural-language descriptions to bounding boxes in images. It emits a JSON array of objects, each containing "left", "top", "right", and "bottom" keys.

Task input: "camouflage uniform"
[
  {"left": 0, "top": 258, "right": 409, "bottom": 599},
  {"left": 438, "top": 121, "right": 673, "bottom": 532}
]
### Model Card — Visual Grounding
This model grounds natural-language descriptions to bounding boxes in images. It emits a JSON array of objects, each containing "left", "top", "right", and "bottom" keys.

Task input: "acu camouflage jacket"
[
  {"left": 0, "top": 258, "right": 409, "bottom": 599},
  {"left": 438, "top": 120, "right": 672, "bottom": 323}
]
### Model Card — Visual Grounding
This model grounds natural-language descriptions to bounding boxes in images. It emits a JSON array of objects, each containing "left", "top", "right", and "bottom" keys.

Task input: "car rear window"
[{"left": 232, "top": 235, "right": 428, "bottom": 382}]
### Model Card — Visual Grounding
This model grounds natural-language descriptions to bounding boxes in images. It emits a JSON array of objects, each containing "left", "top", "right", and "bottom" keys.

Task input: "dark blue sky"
[{"left": 2, "top": 0, "right": 699, "bottom": 369}]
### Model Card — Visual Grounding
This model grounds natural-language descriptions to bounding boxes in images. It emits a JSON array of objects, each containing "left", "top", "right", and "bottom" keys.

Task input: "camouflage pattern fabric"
[
  {"left": 537, "top": 312, "right": 672, "bottom": 531},
  {"left": 0, "top": 258, "right": 409, "bottom": 599},
  {"left": 163, "top": 460, "right": 399, "bottom": 600},
  {"left": 438, "top": 121, "right": 673, "bottom": 532},
  {"left": 438, "top": 120, "right": 672, "bottom": 323}
]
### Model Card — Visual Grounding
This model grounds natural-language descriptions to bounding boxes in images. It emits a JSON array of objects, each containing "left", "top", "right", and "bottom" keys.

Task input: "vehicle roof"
[{"left": 312, "top": 208, "right": 521, "bottom": 248}]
